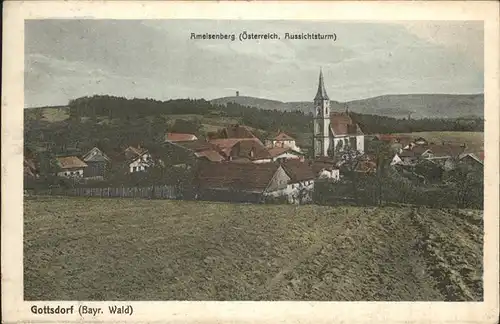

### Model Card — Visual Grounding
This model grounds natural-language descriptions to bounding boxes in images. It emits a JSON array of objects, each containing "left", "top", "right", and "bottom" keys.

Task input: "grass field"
[
  {"left": 24, "top": 197, "right": 483, "bottom": 301},
  {"left": 395, "top": 131, "right": 484, "bottom": 153}
]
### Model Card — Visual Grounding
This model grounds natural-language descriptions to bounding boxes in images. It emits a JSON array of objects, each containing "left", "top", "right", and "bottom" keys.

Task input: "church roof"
[
  {"left": 329, "top": 112, "right": 364, "bottom": 136},
  {"left": 314, "top": 69, "right": 329, "bottom": 101}
]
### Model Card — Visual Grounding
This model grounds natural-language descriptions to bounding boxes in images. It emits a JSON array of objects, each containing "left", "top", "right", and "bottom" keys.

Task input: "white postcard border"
[{"left": 2, "top": 1, "right": 499, "bottom": 323}]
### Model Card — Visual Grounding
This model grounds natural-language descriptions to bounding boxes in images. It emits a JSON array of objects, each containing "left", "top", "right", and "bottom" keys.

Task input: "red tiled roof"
[
  {"left": 209, "top": 138, "right": 246, "bottom": 153},
  {"left": 165, "top": 132, "right": 198, "bottom": 142},
  {"left": 281, "top": 160, "right": 315, "bottom": 182},
  {"left": 56, "top": 156, "right": 87, "bottom": 169},
  {"left": 330, "top": 112, "right": 364, "bottom": 136},
  {"left": 196, "top": 161, "right": 280, "bottom": 192},
  {"left": 195, "top": 150, "right": 225, "bottom": 162},
  {"left": 175, "top": 140, "right": 218, "bottom": 153},
  {"left": 209, "top": 138, "right": 270, "bottom": 160},
  {"left": 232, "top": 139, "right": 271, "bottom": 160}
]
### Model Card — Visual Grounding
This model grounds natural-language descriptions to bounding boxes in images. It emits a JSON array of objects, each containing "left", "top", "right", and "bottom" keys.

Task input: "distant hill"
[{"left": 211, "top": 94, "right": 484, "bottom": 119}]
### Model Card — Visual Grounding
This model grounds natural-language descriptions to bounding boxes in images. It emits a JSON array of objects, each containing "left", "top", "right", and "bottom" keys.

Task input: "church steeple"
[
  {"left": 314, "top": 68, "right": 329, "bottom": 101},
  {"left": 313, "top": 68, "right": 331, "bottom": 158}
]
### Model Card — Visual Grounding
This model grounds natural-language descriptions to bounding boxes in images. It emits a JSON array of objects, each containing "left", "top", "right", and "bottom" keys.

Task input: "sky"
[{"left": 25, "top": 20, "right": 484, "bottom": 108}]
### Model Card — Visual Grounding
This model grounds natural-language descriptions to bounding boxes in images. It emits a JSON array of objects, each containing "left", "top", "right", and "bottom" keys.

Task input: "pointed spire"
[{"left": 314, "top": 68, "right": 329, "bottom": 101}]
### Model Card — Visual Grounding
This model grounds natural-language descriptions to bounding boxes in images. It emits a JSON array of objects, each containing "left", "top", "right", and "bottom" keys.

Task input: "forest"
[{"left": 24, "top": 94, "right": 483, "bottom": 164}]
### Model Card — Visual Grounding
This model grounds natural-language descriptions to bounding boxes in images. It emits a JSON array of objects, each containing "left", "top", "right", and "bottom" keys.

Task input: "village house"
[
  {"left": 459, "top": 153, "right": 484, "bottom": 171},
  {"left": 165, "top": 132, "right": 198, "bottom": 142},
  {"left": 414, "top": 159, "right": 445, "bottom": 183},
  {"left": 125, "top": 146, "right": 153, "bottom": 173},
  {"left": 278, "top": 160, "right": 316, "bottom": 204},
  {"left": 208, "top": 124, "right": 261, "bottom": 142},
  {"left": 163, "top": 139, "right": 225, "bottom": 165},
  {"left": 310, "top": 157, "right": 340, "bottom": 180},
  {"left": 267, "top": 146, "right": 305, "bottom": 162},
  {"left": 81, "top": 147, "right": 110, "bottom": 180},
  {"left": 194, "top": 161, "right": 289, "bottom": 203},
  {"left": 312, "top": 69, "right": 365, "bottom": 157},
  {"left": 55, "top": 156, "right": 87, "bottom": 178},
  {"left": 265, "top": 131, "right": 302, "bottom": 152},
  {"left": 209, "top": 138, "right": 272, "bottom": 163}
]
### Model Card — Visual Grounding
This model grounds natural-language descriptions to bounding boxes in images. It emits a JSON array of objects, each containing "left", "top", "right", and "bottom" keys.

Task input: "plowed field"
[{"left": 24, "top": 197, "right": 483, "bottom": 301}]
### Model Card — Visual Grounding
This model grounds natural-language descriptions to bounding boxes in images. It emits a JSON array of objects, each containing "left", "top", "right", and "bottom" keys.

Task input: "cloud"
[{"left": 24, "top": 20, "right": 484, "bottom": 107}]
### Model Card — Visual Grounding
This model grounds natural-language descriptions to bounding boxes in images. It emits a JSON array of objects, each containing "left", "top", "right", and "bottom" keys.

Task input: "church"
[{"left": 312, "top": 70, "right": 365, "bottom": 157}]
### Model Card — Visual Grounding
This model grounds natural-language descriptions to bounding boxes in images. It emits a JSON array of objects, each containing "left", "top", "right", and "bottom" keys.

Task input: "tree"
[
  {"left": 337, "top": 147, "right": 365, "bottom": 204},
  {"left": 371, "top": 140, "right": 393, "bottom": 205}
]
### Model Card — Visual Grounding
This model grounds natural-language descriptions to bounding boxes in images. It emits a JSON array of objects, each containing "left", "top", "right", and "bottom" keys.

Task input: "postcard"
[{"left": 2, "top": 1, "right": 499, "bottom": 323}]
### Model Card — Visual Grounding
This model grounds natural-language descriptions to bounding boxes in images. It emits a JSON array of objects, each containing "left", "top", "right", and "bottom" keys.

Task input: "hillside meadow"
[
  {"left": 24, "top": 197, "right": 483, "bottom": 301},
  {"left": 395, "top": 131, "right": 484, "bottom": 153}
]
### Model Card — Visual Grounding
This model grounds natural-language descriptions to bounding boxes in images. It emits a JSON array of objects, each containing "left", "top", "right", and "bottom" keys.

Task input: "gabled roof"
[
  {"left": 56, "top": 156, "right": 88, "bottom": 169},
  {"left": 209, "top": 138, "right": 270, "bottom": 160},
  {"left": 125, "top": 146, "right": 148, "bottom": 159},
  {"left": 82, "top": 147, "right": 110, "bottom": 163},
  {"left": 174, "top": 140, "right": 218, "bottom": 153},
  {"left": 426, "top": 144, "right": 466, "bottom": 158},
  {"left": 196, "top": 161, "right": 280, "bottom": 193},
  {"left": 330, "top": 112, "right": 364, "bottom": 136},
  {"left": 232, "top": 139, "right": 271, "bottom": 160},
  {"left": 281, "top": 160, "right": 315, "bottom": 182},
  {"left": 208, "top": 124, "right": 258, "bottom": 140},
  {"left": 195, "top": 150, "right": 225, "bottom": 162},
  {"left": 165, "top": 132, "right": 198, "bottom": 142},
  {"left": 273, "top": 131, "right": 295, "bottom": 141},
  {"left": 414, "top": 144, "right": 466, "bottom": 158},
  {"left": 267, "top": 147, "right": 304, "bottom": 158},
  {"left": 314, "top": 69, "right": 330, "bottom": 101},
  {"left": 459, "top": 153, "right": 483, "bottom": 165}
]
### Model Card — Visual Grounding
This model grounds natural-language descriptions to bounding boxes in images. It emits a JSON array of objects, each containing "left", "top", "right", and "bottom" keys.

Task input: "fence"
[{"left": 31, "top": 185, "right": 178, "bottom": 199}]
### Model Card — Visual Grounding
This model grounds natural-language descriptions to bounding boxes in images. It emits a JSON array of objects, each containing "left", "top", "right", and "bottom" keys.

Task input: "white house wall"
[
  {"left": 58, "top": 169, "right": 84, "bottom": 178},
  {"left": 271, "top": 152, "right": 302, "bottom": 161},
  {"left": 264, "top": 179, "right": 315, "bottom": 204},
  {"left": 318, "top": 169, "right": 340, "bottom": 180},
  {"left": 356, "top": 135, "right": 365, "bottom": 153},
  {"left": 129, "top": 153, "right": 152, "bottom": 173}
]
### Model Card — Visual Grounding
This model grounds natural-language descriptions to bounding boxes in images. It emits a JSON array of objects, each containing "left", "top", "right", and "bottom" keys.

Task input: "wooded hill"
[
  {"left": 24, "top": 95, "right": 483, "bottom": 159},
  {"left": 211, "top": 93, "right": 484, "bottom": 119}
]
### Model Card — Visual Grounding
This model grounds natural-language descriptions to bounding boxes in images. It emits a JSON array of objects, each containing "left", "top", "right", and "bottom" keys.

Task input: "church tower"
[{"left": 313, "top": 69, "right": 331, "bottom": 157}]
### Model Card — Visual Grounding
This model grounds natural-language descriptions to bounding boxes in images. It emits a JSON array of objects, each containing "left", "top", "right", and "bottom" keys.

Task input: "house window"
[{"left": 133, "top": 166, "right": 137, "bottom": 172}]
